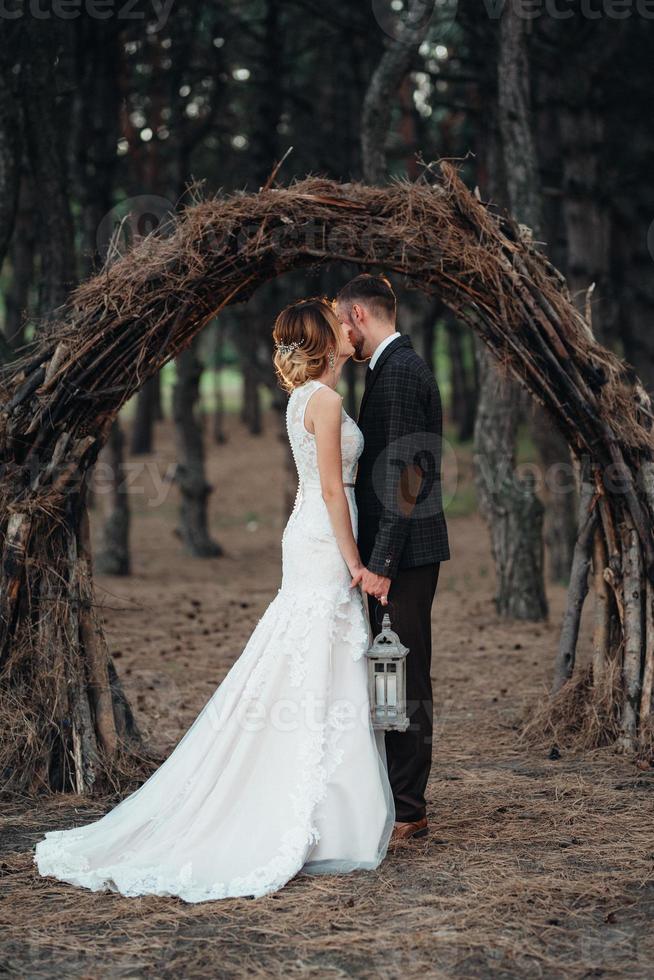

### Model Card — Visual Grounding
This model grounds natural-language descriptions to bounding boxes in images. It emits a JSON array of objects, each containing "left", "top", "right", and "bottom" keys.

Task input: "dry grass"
[
  {"left": 520, "top": 661, "right": 624, "bottom": 751},
  {"left": 3, "top": 752, "right": 654, "bottom": 978}
]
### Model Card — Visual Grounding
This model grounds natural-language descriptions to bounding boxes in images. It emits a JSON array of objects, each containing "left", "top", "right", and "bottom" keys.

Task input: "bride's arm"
[{"left": 307, "top": 386, "right": 363, "bottom": 578}]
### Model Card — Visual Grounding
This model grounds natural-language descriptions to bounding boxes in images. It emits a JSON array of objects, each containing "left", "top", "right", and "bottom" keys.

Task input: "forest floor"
[{"left": 2, "top": 411, "right": 654, "bottom": 979}]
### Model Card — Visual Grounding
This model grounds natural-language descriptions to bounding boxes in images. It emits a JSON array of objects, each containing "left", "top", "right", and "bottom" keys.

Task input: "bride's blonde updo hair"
[{"left": 273, "top": 296, "right": 340, "bottom": 392}]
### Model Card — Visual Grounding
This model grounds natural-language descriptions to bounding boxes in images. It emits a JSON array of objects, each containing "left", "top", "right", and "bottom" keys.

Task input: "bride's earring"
[{"left": 328, "top": 348, "right": 336, "bottom": 379}]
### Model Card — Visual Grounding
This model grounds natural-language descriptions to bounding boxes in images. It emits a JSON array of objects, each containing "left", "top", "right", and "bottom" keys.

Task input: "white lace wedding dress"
[{"left": 34, "top": 378, "right": 395, "bottom": 902}]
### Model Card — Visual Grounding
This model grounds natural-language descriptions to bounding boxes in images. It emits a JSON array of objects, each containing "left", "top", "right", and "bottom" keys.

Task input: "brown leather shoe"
[{"left": 390, "top": 817, "right": 428, "bottom": 844}]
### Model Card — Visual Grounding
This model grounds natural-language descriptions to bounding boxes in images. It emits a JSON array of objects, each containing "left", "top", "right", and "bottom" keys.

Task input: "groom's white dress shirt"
[{"left": 369, "top": 331, "right": 401, "bottom": 371}]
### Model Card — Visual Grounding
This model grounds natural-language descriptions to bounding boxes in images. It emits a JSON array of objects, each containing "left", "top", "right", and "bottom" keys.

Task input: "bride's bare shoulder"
[
  {"left": 305, "top": 384, "right": 342, "bottom": 431},
  {"left": 312, "top": 384, "right": 342, "bottom": 407}
]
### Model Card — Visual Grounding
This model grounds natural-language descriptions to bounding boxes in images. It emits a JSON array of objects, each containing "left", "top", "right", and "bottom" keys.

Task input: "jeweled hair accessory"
[{"left": 275, "top": 338, "right": 305, "bottom": 355}]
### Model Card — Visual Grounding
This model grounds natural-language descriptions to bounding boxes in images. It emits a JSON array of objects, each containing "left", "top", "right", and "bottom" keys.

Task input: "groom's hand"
[{"left": 360, "top": 569, "right": 392, "bottom": 606}]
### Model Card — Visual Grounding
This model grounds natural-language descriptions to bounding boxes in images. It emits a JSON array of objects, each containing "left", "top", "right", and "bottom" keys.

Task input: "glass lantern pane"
[{"left": 386, "top": 671, "right": 397, "bottom": 707}]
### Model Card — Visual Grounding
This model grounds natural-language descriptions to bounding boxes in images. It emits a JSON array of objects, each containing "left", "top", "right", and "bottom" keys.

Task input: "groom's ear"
[{"left": 352, "top": 302, "right": 365, "bottom": 325}]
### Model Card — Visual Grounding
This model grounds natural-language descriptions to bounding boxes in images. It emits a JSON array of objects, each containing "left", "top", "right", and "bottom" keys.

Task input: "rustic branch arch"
[{"left": 2, "top": 162, "right": 653, "bottom": 795}]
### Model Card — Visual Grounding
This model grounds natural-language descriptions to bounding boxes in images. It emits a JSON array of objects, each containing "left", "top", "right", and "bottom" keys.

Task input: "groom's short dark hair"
[{"left": 336, "top": 274, "right": 396, "bottom": 321}]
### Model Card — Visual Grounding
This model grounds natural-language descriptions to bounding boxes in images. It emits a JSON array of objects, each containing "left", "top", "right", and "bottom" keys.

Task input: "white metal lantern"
[{"left": 366, "top": 613, "right": 409, "bottom": 731}]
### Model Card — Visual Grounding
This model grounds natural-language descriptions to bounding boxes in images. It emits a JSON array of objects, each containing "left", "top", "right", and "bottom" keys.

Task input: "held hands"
[{"left": 350, "top": 566, "right": 392, "bottom": 606}]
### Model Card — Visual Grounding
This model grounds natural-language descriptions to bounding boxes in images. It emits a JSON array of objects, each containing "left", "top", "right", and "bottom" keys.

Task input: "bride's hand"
[
  {"left": 349, "top": 564, "right": 364, "bottom": 589},
  {"left": 359, "top": 569, "right": 391, "bottom": 606}
]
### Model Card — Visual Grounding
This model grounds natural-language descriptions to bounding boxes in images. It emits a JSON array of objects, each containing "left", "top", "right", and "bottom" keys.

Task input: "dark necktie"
[{"left": 364, "top": 365, "right": 374, "bottom": 391}]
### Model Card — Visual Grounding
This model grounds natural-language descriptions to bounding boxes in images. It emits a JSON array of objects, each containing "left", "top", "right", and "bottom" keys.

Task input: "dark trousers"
[{"left": 368, "top": 562, "right": 440, "bottom": 823}]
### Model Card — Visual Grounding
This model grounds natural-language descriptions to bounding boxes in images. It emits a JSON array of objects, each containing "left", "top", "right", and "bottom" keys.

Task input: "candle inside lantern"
[
  {"left": 386, "top": 672, "right": 397, "bottom": 708},
  {"left": 375, "top": 672, "right": 386, "bottom": 707}
]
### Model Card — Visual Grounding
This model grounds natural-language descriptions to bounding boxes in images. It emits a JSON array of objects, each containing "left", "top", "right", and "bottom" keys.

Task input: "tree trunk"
[
  {"left": 241, "top": 362, "right": 263, "bottom": 436},
  {"left": 20, "top": 21, "right": 76, "bottom": 320},
  {"left": 615, "top": 226, "right": 654, "bottom": 401},
  {"left": 73, "top": 19, "right": 121, "bottom": 278},
  {"left": 498, "top": 5, "right": 576, "bottom": 600},
  {"left": 497, "top": 8, "right": 631, "bottom": 692},
  {"left": 360, "top": 0, "right": 424, "bottom": 183},
  {"left": 172, "top": 335, "right": 223, "bottom": 558},
  {"left": 130, "top": 376, "right": 160, "bottom": 456},
  {"left": 0, "top": 462, "right": 144, "bottom": 794},
  {"left": 531, "top": 406, "right": 578, "bottom": 584},
  {"left": 251, "top": 0, "right": 283, "bottom": 188},
  {"left": 72, "top": 21, "right": 131, "bottom": 579},
  {"left": 559, "top": 98, "right": 613, "bottom": 347},
  {"left": 95, "top": 419, "right": 130, "bottom": 576},
  {"left": 530, "top": 63, "right": 580, "bottom": 585},
  {"left": 153, "top": 372, "right": 163, "bottom": 421},
  {"left": 473, "top": 335, "right": 548, "bottom": 619},
  {"left": 446, "top": 314, "right": 477, "bottom": 443},
  {"left": 4, "top": 177, "right": 37, "bottom": 352},
  {"left": 471, "top": 333, "right": 535, "bottom": 620},
  {"left": 639, "top": 576, "right": 654, "bottom": 737},
  {"left": 619, "top": 517, "right": 644, "bottom": 749},
  {"left": 612, "top": 181, "right": 654, "bottom": 400},
  {"left": 552, "top": 455, "right": 596, "bottom": 691},
  {"left": 212, "top": 320, "right": 228, "bottom": 445},
  {"left": 0, "top": 24, "right": 22, "bottom": 273},
  {"left": 235, "top": 312, "right": 264, "bottom": 436},
  {"left": 471, "top": 31, "right": 547, "bottom": 621},
  {"left": 419, "top": 297, "right": 444, "bottom": 380},
  {"left": 591, "top": 524, "right": 612, "bottom": 684},
  {"left": 422, "top": 312, "right": 436, "bottom": 378}
]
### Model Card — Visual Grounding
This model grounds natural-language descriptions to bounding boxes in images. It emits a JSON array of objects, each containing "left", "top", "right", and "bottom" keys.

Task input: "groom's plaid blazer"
[{"left": 355, "top": 334, "right": 451, "bottom": 579}]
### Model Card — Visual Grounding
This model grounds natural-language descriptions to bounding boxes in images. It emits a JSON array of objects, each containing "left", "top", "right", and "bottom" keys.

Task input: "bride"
[{"left": 33, "top": 297, "right": 395, "bottom": 902}]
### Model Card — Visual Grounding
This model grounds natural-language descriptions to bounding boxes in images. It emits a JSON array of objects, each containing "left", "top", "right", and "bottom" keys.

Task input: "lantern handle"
[{"left": 373, "top": 599, "right": 396, "bottom": 632}]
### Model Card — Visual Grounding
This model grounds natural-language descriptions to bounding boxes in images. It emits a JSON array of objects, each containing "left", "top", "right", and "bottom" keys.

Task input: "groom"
[{"left": 335, "top": 274, "right": 450, "bottom": 842}]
